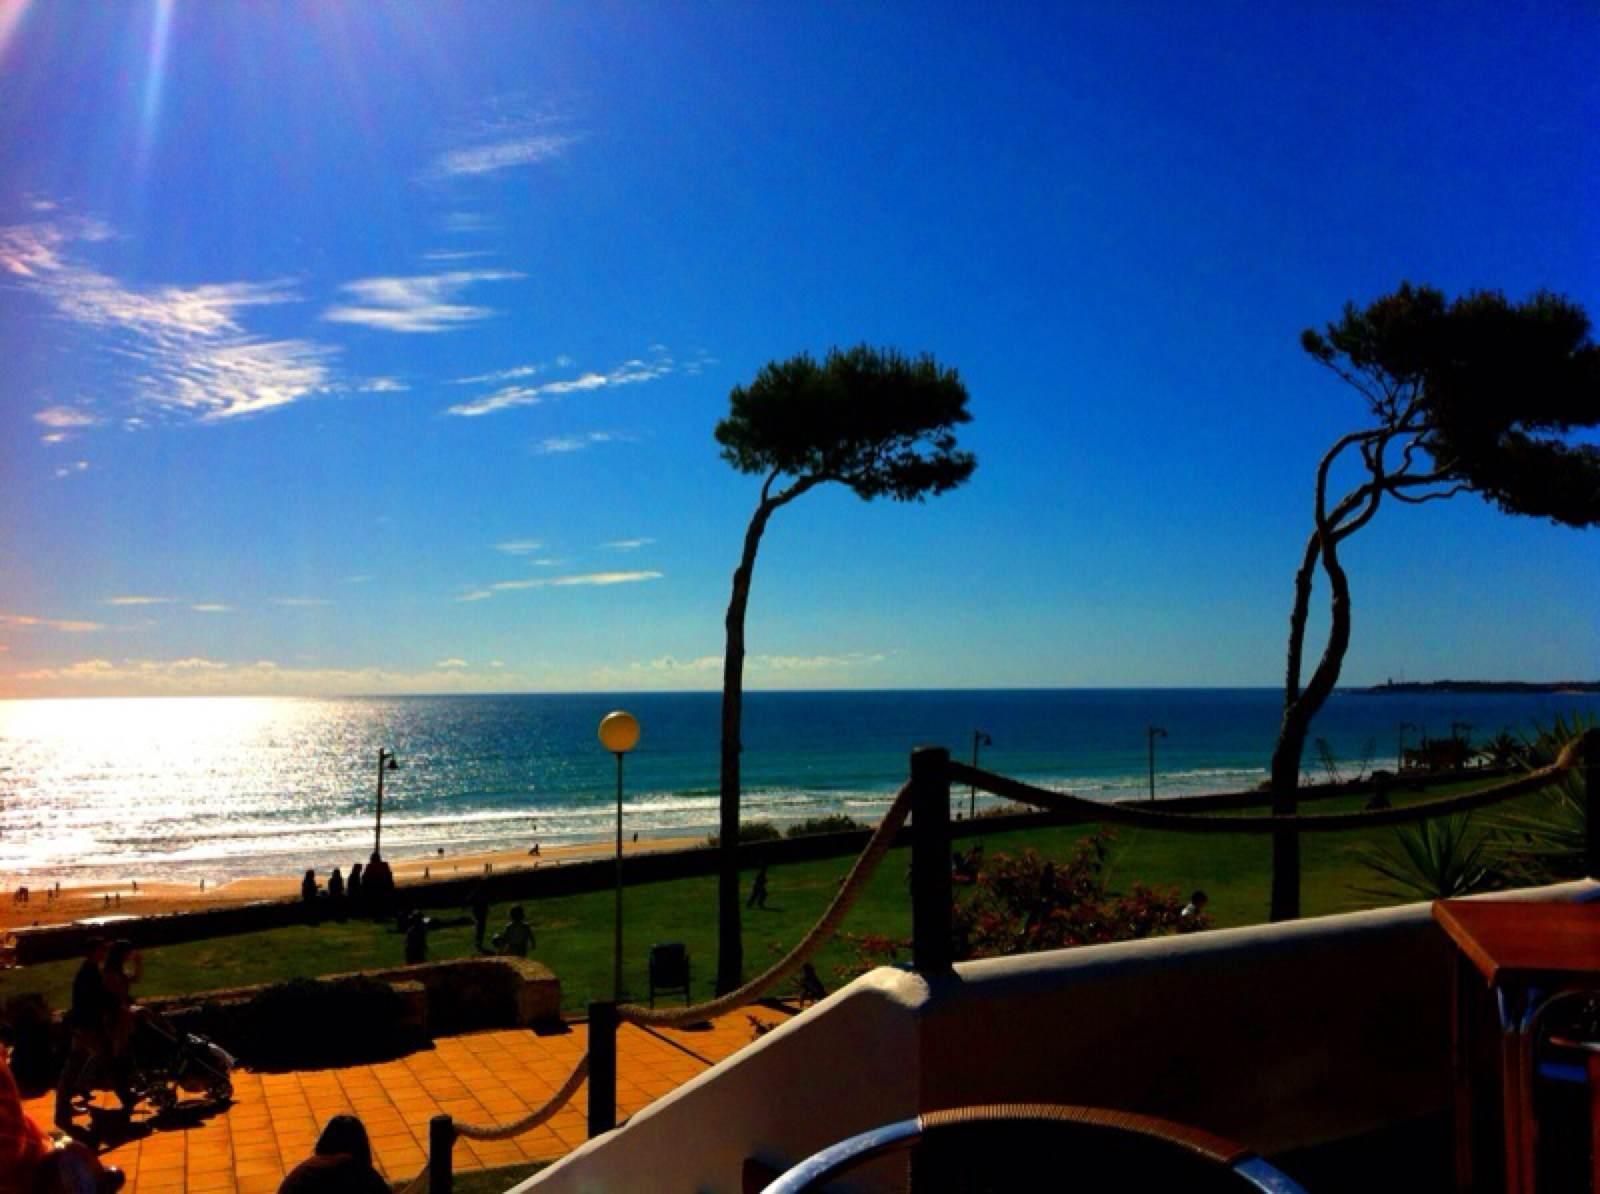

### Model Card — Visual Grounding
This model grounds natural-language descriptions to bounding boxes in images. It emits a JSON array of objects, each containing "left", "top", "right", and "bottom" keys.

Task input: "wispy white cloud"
[
  {"left": 631, "top": 654, "right": 723, "bottom": 673},
  {"left": 433, "top": 133, "right": 580, "bottom": 178},
  {"left": 447, "top": 352, "right": 673, "bottom": 418},
  {"left": 2, "top": 217, "right": 342, "bottom": 424},
  {"left": 323, "top": 270, "right": 522, "bottom": 334},
  {"left": 34, "top": 405, "right": 100, "bottom": 429},
  {"left": 357, "top": 377, "right": 409, "bottom": 393},
  {"left": 442, "top": 211, "right": 496, "bottom": 235},
  {"left": 494, "top": 539, "right": 543, "bottom": 555},
  {"left": 435, "top": 658, "right": 469, "bottom": 669},
  {"left": 535, "top": 431, "right": 627, "bottom": 455},
  {"left": 0, "top": 612, "right": 105, "bottom": 633},
  {"left": 8, "top": 656, "right": 528, "bottom": 697},
  {"left": 460, "top": 570, "right": 663, "bottom": 602},
  {"left": 270, "top": 597, "right": 332, "bottom": 608},
  {"left": 53, "top": 460, "right": 89, "bottom": 479},
  {"left": 454, "top": 362, "right": 545, "bottom": 385},
  {"left": 341, "top": 575, "right": 373, "bottom": 585},
  {"left": 103, "top": 596, "right": 174, "bottom": 606},
  {"left": 154, "top": 338, "right": 336, "bottom": 421},
  {"left": 602, "top": 537, "right": 654, "bottom": 550},
  {"left": 423, "top": 249, "right": 495, "bottom": 262},
  {"left": 631, "top": 650, "right": 887, "bottom": 674},
  {"left": 191, "top": 604, "right": 232, "bottom": 613}
]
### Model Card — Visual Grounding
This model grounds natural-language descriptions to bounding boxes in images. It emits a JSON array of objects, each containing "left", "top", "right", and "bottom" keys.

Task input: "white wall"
[{"left": 516, "top": 882, "right": 1595, "bottom": 1193}]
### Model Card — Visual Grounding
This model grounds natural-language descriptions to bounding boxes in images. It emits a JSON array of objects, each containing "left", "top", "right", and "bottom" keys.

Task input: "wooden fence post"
[
  {"left": 428, "top": 1114, "right": 454, "bottom": 1194},
  {"left": 1585, "top": 733, "right": 1600, "bottom": 882},
  {"left": 911, "top": 746, "right": 953, "bottom": 976},
  {"left": 588, "top": 1000, "right": 618, "bottom": 1137}
]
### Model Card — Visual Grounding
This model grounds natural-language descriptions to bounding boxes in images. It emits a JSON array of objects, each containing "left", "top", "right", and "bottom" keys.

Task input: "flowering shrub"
[{"left": 837, "top": 830, "right": 1204, "bottom": 977}]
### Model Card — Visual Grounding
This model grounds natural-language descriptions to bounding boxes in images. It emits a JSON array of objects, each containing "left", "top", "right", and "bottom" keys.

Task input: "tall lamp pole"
[
  {"left": 969, "top": 730, "right": 992, "bottom": 819},
  {"left": 598, "top": 711, "right": 640, "bottom": 1001},
  {"left": 374, "top": 749, "right": 398, "bottom": 857},
  {"left": 1146, "top": 726, "right": 1167, "bottom": 802}
]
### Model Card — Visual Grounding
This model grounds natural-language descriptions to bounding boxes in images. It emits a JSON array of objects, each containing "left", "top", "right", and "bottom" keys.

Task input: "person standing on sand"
[
  {"left": 468, "top": 883, "right": 491, "bottom": 952},
  {"left": 346, "top": 863, "right": 364, "bottom": 915}
]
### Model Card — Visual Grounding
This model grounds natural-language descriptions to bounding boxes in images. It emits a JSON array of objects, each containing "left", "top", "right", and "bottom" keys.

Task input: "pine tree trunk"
[
  {"left": 1269, "top": 531, "right": 1354, "bottom": 920},
  {"left": 717, "top": 501, "right": 775, "bottom": 995}
]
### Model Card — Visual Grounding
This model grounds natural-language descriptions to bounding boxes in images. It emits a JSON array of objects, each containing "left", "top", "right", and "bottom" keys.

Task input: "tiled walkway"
[{"left": 22, "top": 1007, "right": 792, "bottom": 1193}]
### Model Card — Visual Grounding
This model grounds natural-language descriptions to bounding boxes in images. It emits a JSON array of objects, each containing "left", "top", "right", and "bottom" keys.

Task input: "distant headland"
[{"left": 1356, "top": 680, "right": 1600, "bottom": 695}]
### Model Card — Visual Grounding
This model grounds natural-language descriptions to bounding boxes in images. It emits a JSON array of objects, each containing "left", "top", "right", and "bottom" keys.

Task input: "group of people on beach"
[{"left": 299, "top": 853, "right": 394, "bottom": 921}]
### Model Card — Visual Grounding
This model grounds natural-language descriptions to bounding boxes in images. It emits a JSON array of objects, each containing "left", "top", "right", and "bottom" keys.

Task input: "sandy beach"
[{"left": 0, "top": 834, "right": 706, "bottom": 935}]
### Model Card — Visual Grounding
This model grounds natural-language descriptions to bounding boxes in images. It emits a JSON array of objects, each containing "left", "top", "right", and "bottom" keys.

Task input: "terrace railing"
[{"left": 401, "top": 730, "right": 1599, "bottom": 1190}]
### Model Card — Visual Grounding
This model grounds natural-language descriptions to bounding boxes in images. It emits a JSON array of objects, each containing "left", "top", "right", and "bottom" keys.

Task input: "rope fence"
[
  {"left": 616, "top": 780, "right": 916, "bottom": 1029},
  {"left": 947, "top": 728, "right": 1597, "bottom": 835},
  {"left": 400, "top": 729, "right": 1596, "bottom": 1189}
]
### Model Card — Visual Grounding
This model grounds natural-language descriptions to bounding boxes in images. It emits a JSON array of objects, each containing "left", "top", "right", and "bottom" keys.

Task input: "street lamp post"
[
  {"left": 598, "top": 711, "right": 640, "bottom": 1001},
  {"left": 1397, "top": 722, "right": 1417, "bottom": 772},
  {"left": 969, "top": 730, "right": 992, "bottom": 819},
  {"left": 374, "top": 749, "right": 398, "bottom": 857},
  {"left": 1146, "top": 726, "right": 1167, "bottom": 802}
]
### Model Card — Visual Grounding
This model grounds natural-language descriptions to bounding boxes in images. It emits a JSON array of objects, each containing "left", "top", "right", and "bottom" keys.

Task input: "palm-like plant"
[
  {"left": 1480, "top": 730, "right": 1526, "bottom": 769},
  {"left": 1353, "top": 815, "right": 1495, "bottom": 903},
  {"left": 1485, "top": 713, "right": 1596, "bottom": 884}
]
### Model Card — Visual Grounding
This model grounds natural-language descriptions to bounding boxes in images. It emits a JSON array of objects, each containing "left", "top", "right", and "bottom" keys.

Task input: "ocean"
[{"left": 1, "top": 689, "right": 1594, "bottom": 884}]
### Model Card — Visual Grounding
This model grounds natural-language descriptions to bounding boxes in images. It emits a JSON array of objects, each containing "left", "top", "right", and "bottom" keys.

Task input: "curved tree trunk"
[
  {"left": 1268, "top": 529, "right": 1356, "bottom": 919},
  {"left": 717, "top": 501, "right": 773, "bottom": 993}
]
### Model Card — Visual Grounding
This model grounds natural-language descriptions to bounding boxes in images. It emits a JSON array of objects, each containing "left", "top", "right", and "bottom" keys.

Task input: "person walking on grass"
[{"left": 492, "top": 905, "right": 534, "bottom": 957}]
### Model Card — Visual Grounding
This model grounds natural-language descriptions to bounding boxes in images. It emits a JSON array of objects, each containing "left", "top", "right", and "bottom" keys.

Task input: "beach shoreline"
[{"left": 0, "top": 831, "right": 706, "bottom": 934}]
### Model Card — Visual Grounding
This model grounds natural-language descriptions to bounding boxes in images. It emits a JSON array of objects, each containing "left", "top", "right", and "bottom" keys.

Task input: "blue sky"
[{"left": 1, "top": 1, "right": 1596, "bottom": 697}]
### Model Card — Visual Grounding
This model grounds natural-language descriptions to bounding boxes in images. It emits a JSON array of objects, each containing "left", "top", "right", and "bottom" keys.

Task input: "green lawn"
[{"left": 0, "top": 778, "right": 1520, "bottom": 1017}]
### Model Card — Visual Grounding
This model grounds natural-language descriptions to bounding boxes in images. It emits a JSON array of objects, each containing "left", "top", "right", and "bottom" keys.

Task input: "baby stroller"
[{"left": 116, "top": 1008, "right": 234, "bottom": 1111}]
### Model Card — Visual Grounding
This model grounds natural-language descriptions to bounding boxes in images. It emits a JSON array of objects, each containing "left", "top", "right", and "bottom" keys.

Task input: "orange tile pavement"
[{"left": 22, "top": 1006, "right": 793, "bottom": 1194}]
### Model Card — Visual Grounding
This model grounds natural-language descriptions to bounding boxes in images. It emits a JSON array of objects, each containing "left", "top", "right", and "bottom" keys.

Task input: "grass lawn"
[{"left": 0, "top": 778, "right": 1522, "bottom": 1016}]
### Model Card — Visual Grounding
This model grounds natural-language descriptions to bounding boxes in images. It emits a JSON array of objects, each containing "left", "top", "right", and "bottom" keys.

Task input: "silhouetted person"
[
  {"left": 747, "top": 866, "right": 769, "bottom": 909},
  {"left": 278, "top": 1114, "right": 388, "bottom": 1194},
  {"left": 300, "top": 870, "right": 317, "bottom": 906},
  {"left": 326, "top": 867, "right": 345, "bottom": 920},
  {"left": 468, "top": 883, "right": 491, "bottom": 951},
  {"left": 346, "top": 862, "right": 364, "bottom": 912},
  {"left": 363, "top": 852, "right": 393, "bottom": 917},
  {"left": 403, "top": 911, "right": 430, "bottom": 965},
  {"left": 55, "top": 937, "right": 110, "bottom": 1131},
  {"left": 100, "top": 941, "right": 141, "bottom": 1113},
  {"left": 492, "top": 906, "right": 533, "bottom": 957}
]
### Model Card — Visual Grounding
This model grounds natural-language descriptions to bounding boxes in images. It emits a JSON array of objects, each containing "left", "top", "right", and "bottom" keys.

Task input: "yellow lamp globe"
[{"left": 598, "top": 710, "right": 640, "bottom": 755}]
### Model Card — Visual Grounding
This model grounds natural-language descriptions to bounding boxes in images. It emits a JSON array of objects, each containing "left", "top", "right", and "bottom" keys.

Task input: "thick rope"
[
  {"left": 617, "top": 780, "right": 916, "bottom": 1028},
  {"left": 454, "top": 1053, "right": 591, "bottom": 1141},
  {"left": 947, "top": 728, "right": 1596, "bottom": 835}
]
